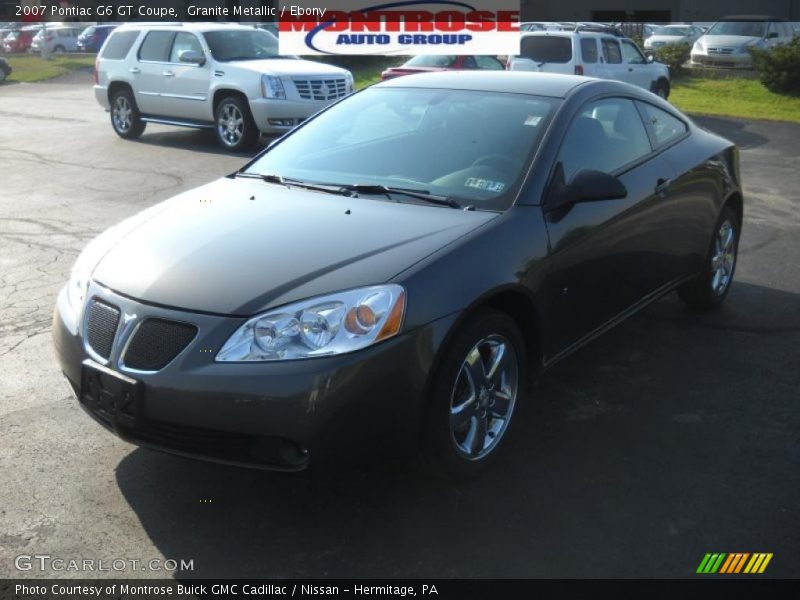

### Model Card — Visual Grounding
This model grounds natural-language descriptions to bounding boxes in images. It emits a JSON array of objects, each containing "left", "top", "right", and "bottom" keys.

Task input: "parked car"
[
  {"left": 2, "top": 29, "right": 35, "bottom": 53},
  {"left": 0, "top": 57, "right": 12, "bottom": 83},
  {"left": 644, "top": 24, "right": 704, "bottom": 49},
  {"left": 76, "top": 24, "right": 118, "bottom": 52},
  {"left": 94, "top": 23, "right": 353, "bottom": 151},
  {"left": 691, "top": 16, "right": 795, "bottom": 68},
  {"left": 508, "top": 32, "right": 671, "bottom": 98},
  {"left": 54, "top": 72, "right": 742, "bottom": 477},
  {"left": 381, "top": 55, "right": 504, "bottom": 80},
  {"left": 30, "top": 26, "right": 83, "bottom": 54}
]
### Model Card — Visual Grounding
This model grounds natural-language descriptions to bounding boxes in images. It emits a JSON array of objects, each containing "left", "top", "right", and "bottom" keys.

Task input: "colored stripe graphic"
[{"left": 698, "top": 553, "right": 773, "bottom": 574}]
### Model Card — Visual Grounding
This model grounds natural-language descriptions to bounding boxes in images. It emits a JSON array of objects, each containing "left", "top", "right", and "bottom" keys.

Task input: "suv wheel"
[
  {"left": 679, "top": 206, "right": 740, "bottom": 309},
  {"left": 110, "top": 88, "right": 145, "bottom": 139},
  {"left": 214, "top": 96, "right": 259, "bottom": 152},
  {"left": 423, "top": 309, "right": 526, "bottom": 479},
  {"left": 53, "top": 45, "right": 66, "bottom": 54}
]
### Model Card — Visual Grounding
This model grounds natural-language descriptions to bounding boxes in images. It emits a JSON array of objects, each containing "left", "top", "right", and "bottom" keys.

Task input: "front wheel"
[
  {"left": 214, "top": 96, "right": 259, "bottom": 152},
  {"left": 423, "top": 310, "right": 526, "bottom": 479},
  {"left": 679, "top": 206, "right": 740, "bottom": 309},
  {"left": 655, "top": 79, "right": 670, "bottom": 99}
]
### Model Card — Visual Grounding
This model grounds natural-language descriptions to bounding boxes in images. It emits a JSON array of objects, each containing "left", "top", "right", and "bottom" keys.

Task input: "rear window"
[
  {"left": 138, "top": 30, "right": 175, "bottom": 62},
  {"left": 580, "top": 38, "right": 598, "bottom": 62},
  {"left": 520, "top": 36, "right": 572, "bottom": 63},
  {"left": 101, "top": 30, "right": 139, "bottom": 60}
]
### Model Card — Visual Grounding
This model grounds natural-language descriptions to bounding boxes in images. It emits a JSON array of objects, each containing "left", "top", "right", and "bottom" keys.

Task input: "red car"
[
  {"left": 3, "top": 30, "right": 35, "bottom": 53},
  {"left": 380, "top": 55, "right": 505, "bottom": 80}
]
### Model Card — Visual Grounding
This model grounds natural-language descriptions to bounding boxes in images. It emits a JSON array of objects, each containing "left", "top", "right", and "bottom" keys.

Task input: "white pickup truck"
[{"left": 94, "top": 23, "right": 354, "bottom": 151}]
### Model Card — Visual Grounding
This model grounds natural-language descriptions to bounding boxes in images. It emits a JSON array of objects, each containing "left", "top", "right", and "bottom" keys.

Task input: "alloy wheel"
[
  {"left": 112, "top": 96, "right": 132, "bottom": 133},
  {"left": 710, "top": 220, "right": 736, "bottom": 296},
  {"left": 217, "top": 103, "right": 244, "bottom": 147},
  {"left": 449, "top": 334, "right": 519, "bottom": 461}
]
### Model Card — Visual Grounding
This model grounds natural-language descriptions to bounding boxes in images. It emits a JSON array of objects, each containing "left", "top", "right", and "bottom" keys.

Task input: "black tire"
[
  {"left": 53, "top": 45, "right": 65, "bottom": 54},
  {"left": 109, "top": 87, "right": 145, "bottom": 140},
  {"left": 655, "top": 79, "right": 670, "bottom": 100},
  {"left": 422, "top": 309, "right": 527, "bottom": 479},
  {"left": 214, "top": 95, "right": 259, "bottom": 152},
  {"left": 678, "top": 205, "right": 740, "bottom": 310}
]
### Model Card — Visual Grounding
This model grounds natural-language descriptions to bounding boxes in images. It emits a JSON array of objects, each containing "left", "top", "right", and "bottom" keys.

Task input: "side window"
[
  {"left": 638, "top": 102, "right": 687, "bottom": 147},
  {"left": 580, "top": 38, "right": 598, "bottom": 63},
  {"left": 621, "top": 40, "right": 646, "bottom": 64},
  {"left": 557, "top": 98, "right": 651, "bottom": 182},
  {"left": 475, "top": 55, "right": 504, "bottom": 70},
  {"left": 100, "top": 31, "right": 140, "bottom": 60},
  {"left": 170, "top": 32, "right": 203, "bottom": 63},
  {"left": 602, "top": 39, "right": 622, "bottom": 64},
  {"left": 138, "top": 31, "right": 175, "bottom": 62},
  {"left": 462, "top": 56, "right": 477, "bottom": 69}
]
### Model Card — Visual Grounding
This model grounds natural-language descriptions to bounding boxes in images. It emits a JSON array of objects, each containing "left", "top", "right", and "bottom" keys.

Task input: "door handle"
[
  {"left": 655, "top": 178, "right": 672, "bottom": 196},
  {"left": 129, "top": 67, "right": 140, "bottom": 74},
  {"left": 163, "top": 70, "right": 174, "bottom": 77}
]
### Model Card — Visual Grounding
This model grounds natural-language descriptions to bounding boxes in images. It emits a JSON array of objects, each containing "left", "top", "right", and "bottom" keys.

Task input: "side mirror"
[
  {"left": 552, "top": 169, "right": 628, "bottom": 207},
  {"left": 508, "top": 57, "right": 537, "bottom": 71},
  {"left": 178, "top": 50, "right": 205, "bottom": 66}
]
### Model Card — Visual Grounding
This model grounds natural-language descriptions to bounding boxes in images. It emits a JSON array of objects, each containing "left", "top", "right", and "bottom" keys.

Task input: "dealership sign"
[{"left": 278, "top": 1, "right": 520, "bottom": 56}]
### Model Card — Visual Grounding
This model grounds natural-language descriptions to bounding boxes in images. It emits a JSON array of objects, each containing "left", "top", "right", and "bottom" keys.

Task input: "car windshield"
[
  {"left": 405, "top": 55, "right": 457, "bottom": 67},
  {"left": 654, "top": 26, "right": 691, "bottom": 36},
  {"left": 707, "top": 21, "right": 767, "bottom": 37},
  {"left": 245, "top": 87, "right": 558, "bottom": 211},
  {"left": 202, "top": 29, "right": 279, "bottom": 61},
  {"left": 81, "top": 26, "right": 96, "bottom": 36}
]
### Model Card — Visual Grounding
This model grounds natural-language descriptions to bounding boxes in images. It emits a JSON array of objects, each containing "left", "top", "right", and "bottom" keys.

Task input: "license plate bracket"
[{"left": 80, "top": 359, "right": 143, "bottom": 431}]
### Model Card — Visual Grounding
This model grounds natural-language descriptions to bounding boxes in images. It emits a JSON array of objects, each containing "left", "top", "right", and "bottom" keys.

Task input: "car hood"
[
  {"left": 227, "top": 58, "right": 349, "bottom": 77},
  {"left": 700, "top": 34, "right": 760, "bottom": 47},
  {"left": 91, "top": 177, "right": 496, "bottom": 316}
]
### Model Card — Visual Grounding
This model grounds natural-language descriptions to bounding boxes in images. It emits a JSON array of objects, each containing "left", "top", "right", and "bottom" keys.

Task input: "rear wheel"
[
  {"left": 655, "top": 79, "right": 670, "bottom": 99},
  {"left": 423, "top": 310, "right": 526, "bottom": 479},
  {"left": 679, "top": 206, "right": 740, "bottom": 309},
  {"left": 53, "top": 45, "right": 65, "bottom": 54},
  {"left": 214, "top": 96, "right": 259, "bottom": 152},
  {"left": 110, "top": 88, "right": 145, "bottom": 139}
]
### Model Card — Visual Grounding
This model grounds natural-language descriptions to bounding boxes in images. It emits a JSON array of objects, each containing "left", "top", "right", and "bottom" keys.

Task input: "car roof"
[
  {"left": 116, "top": 22, "right": 256, "bottom": 33},
  {"left": 375, "top": 71, "right": 593, "bottom": 98}
]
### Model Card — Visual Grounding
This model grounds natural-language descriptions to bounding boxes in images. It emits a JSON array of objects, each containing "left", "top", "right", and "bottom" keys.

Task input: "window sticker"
[
  {"left": 465, "top": 177, "right": 506, "bottom": 193},
  {"left": 524, "top": 115, "right": 543, "bottom": 127}
]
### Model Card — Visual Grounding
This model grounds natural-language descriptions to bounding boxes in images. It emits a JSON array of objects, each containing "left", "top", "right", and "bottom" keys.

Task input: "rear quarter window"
[
  {"left": 100, "top": 30, "right": 139, "bottom": 60},
  {"left": 520, "top": 36, "right": 572, "bottom": 63}
]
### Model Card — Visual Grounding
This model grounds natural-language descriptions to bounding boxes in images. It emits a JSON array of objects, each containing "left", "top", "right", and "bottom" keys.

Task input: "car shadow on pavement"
[
  {"left": 693, "top": 116, "right": 770, "bottom": 150},
  {"left": 114, "top": 282, "right": 800, "bottom": 578},
  {"left": 133, "top": 129, "right": 273, "bottom": 158}
]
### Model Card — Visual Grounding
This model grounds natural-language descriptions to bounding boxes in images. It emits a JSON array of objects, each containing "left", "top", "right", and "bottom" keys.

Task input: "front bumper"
[
  {"left": 691, "top": 53, "right": 753, "bottom": 69},
  {"left": 94, "top": 85, "right": 110, "bottom": 110},
  {"left": 53, "top": 282, "right": 456, "bottom": 470},
  {"left": 248, "top": 98, "right": 340, "bottom": 134}
]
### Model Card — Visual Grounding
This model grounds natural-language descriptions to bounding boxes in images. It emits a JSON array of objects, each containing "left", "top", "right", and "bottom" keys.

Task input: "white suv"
[
  {"left": 508, "top": 31, "right": 671, "bottom": 98},
  {"left": 94, "top": 23, "right": 354, "bottom": 151}
]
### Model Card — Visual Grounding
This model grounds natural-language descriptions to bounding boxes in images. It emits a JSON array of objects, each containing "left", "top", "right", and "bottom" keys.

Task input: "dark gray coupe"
[{"left": 54, "top": 72, "right": 742, "bottom": 477}]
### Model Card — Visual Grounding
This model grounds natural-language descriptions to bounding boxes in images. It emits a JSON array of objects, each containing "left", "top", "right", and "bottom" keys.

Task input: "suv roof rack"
[{"left": 573, "top": 23, "right": 625, "bottom": 36}]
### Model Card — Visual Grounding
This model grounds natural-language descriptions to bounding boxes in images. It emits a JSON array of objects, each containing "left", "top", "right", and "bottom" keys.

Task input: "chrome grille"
[
  {"left": 292, "top": 77, "right": 348, "bottom": 101},
  {"left": 708, "top": 47, "right": 734, "bottom": 55},
  {"left": 123, "top": 318, "right": 197, "bottom": 372},
  {"left": 85, "top": 299, "right": 120, "bottom": 360}
]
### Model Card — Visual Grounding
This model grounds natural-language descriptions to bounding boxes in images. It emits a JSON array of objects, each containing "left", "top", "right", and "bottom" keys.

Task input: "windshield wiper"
[
  {"left": 236, "top": 174, "right": 463, "bottom": 208},
  {"left": 337, "top": 184, "right": 463, "bottom": 209}
]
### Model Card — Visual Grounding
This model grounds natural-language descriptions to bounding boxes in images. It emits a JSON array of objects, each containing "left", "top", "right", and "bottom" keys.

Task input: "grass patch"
[
  {"left": 671, "top": 76, "right": 800, "bottom": 123},
  {"left": 3, "top": 54, "right": 95, "bottom": 83}
]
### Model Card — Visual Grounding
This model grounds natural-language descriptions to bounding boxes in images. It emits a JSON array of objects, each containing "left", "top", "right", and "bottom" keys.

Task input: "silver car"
[
  {"left": 644, "top": 24, "right": 704, "bottom": 50},
  {"left": 691, "top": 16, "right": 795, "bottom": 68}
]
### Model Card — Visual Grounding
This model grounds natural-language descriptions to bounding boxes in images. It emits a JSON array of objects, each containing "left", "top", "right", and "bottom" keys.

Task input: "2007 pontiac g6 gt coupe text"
[{"left": 54, "top": 72, "right": 742, "bottom": 477}]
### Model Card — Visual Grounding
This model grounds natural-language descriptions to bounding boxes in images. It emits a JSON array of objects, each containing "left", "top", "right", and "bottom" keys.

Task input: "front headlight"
[
  {"left": 216, "top": 285, "right": 406, "bottom": 362},
  {"left": 261, "top": 74, "right": 286, "bottom": 99}
]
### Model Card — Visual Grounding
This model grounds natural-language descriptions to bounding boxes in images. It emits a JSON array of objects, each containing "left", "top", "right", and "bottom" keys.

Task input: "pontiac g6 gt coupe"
[{"left": 53, "top": 72, "right": 742, "bottom": 477}]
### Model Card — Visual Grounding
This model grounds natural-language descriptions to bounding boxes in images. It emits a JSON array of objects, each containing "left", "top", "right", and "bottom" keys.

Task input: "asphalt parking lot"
[{"left": 1, "top": 75, "right": 799, "bottom": 579}]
